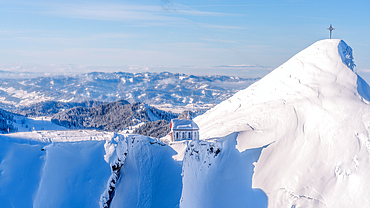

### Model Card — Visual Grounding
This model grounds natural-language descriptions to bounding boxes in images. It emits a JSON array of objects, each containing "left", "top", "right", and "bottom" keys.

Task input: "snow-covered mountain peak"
[
  {"left": 255, "top": 39, "right": 358, "bottom": 99},
  {"left": 195, "top": 39, "right": 366, "bottom": 145},
  {"left": 194, "top": 39, "right": 370, "bottom": 207}
]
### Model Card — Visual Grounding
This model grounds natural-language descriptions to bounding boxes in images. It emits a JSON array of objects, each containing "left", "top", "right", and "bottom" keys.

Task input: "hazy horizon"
[{"left": 1, "top": 0, "right": 370, "bottom": 82}]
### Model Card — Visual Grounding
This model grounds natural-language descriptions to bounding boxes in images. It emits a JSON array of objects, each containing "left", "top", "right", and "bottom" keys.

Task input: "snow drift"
[{"left": 195, "top": 39, "right": 370, "bottom": 207}]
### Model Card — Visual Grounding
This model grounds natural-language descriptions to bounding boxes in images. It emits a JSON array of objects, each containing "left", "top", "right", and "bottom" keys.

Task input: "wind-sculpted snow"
[
  {"left": 356, "top": 75, "right": 370, "bottom": 102},
  {"left": 108, "top": 135, "right": 182, "bottom": 208},
  {"left": 195, "top": 39, "right": 370, "bottom": 207},
  {"left": 180, "top": 133, "right": 268, "bottom": 208}
]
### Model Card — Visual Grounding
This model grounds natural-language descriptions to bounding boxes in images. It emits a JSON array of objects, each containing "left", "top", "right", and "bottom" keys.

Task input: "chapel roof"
[{"left": 171, "top": 119, "right": 199, "bottom": 131}]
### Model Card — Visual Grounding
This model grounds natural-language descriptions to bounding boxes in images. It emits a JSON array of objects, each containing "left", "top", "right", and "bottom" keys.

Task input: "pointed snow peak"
[
  {"left": 195, "top": 39, "right": 367, "bottom": 144},
  {"left": 274, "top": 39, "right": 355, "bottom": 78},
  {"left": 247, "top": 39, "right": 359, "bottom": 99},
  {"left": 193, "top": 39, "right": 370, "bottom": 208}
]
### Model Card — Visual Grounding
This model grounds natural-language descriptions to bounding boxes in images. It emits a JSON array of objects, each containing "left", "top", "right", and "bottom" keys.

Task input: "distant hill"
[
  {"left": 8, "top": 99, "right": 188, "bottom": 138},
  {"left": 0, "top": 71, "right": 259, "bottom": 109},
  {"left": 13, "top": 100, "right": 105, "bottom": 117},
  {"left": 51, "top": 100, "right": 178, "bottom": 133}
]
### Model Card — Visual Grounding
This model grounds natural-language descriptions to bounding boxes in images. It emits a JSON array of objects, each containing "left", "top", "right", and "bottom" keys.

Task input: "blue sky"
[{"left": 1, "top": 0, "right": 370, "bottom": 81}]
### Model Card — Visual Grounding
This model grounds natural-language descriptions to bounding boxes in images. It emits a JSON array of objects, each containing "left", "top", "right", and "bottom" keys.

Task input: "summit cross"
[{"left": 327, "top": 24, "right": 335, "bottom": 39}]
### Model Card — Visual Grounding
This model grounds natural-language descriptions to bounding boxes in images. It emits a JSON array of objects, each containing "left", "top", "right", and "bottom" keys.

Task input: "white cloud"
[{"left": 357, "top": 68, "right": 370, "bottom": 73}]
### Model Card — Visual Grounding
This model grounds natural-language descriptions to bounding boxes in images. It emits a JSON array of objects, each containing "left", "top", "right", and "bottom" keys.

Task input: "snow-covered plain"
[
  {"left": 12, "top": 116, "right": 67, "bottom": 132},
  {"left": 1, "top": 39, "right": 369, "bottom": 208},
  {"left": 195, "top": 39, "right": 370, "bottom": 207}
]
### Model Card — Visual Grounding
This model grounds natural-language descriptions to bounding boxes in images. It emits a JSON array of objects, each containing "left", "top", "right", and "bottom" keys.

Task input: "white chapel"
[{"left": 169, "top": 114, "right": 199, "bottom": 142}]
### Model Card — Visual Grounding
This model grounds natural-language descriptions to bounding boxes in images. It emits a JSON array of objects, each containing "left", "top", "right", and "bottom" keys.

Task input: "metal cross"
[{"left": 327, "top": 24, "right": 335, "bottom": 39}]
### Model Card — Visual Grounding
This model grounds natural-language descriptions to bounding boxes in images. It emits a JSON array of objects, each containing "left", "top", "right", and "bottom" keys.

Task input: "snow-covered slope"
[
  {"left": 0, "top": 131, "right": 112, "bottom": 207},
  {"left": 0, "top": 131, "right": 181, "bottom": 208},
  {"left": 194, "top": 39, "right": 370, "bottom": 207},
  {"left": 180, "top": 133, "right": 268, "bottom": 208}
]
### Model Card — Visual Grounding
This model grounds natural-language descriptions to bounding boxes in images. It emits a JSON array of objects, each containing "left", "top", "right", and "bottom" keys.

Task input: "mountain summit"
[{"left": 195, "top": 39, "right": 370, "bottom": 207}]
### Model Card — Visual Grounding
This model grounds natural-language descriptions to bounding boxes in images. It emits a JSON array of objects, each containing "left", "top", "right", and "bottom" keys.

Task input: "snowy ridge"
[
  {"left": 196, "top": 39, "right": 364, "bottom": 148},
  {"left": 100, "top": 134, "right": 128, "bottom": 208},
  {"left": 6, "top": 129, "right": 115, "bottom": 143},
  {"left": 195, "top": 39, "right": 370, "bottom": 207}
]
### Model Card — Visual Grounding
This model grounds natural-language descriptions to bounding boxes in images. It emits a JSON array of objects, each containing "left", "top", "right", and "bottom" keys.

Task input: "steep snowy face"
[
  {"left": 194, "top": 39, "right": 370, "bottom": 207},
  {"left": 0, "top": 131, "right": 181, "bottom": 208},
  {"left": 195, "top": 39, "right": 366, "bottom": 149},
  {"left": 180, "top": 133, "right": 267, "bottom": 208}
]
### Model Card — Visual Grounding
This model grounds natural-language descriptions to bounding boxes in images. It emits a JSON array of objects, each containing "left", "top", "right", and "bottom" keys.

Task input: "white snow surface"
[
  {"left": 194, "top": 39, "right": 370, "bottom": 207},
  {"left": 13, "top": 116, "right": 68, "bottom": 132},
  {"left": 180, "top": 133, "right": 267, "bottom": 208},
  {"left": 0, "top": 131, "right": 181, "bottom": 208},
  {"left": 0, "top": 131, "right": 111, "bottom": 207}
]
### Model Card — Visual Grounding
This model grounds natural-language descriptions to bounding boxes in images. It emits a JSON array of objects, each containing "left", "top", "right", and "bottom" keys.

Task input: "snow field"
[{"left": 12, "top": 116, "right": 68, "bottom": 132}]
